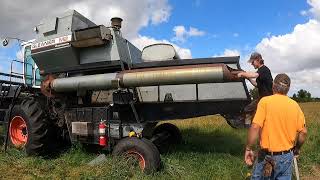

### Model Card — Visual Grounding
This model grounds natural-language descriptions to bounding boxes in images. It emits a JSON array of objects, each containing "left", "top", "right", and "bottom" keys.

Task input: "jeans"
[{"left": 251, "top": 151, "right": 294, "bottom": 180}]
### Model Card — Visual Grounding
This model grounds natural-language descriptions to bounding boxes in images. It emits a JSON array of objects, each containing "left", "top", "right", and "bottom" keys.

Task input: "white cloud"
[
  {"left": 287, "top": 68, "right": 320, "bottom": 96},
  {"left": 307, "top": 0, "right": 320, "bottom": 20},
  {"left": 16, "top": 48, "right": 23, "bottom": 61},
  {"left": 132, "top": 35, "right": 192, "bottom": 59},
  {"left": 256, "top": 20, "right": 320, "bottom": 73},
  {"left": 0, "top": 0, "right": 172, "bottom": 41},
  {"left": 172, "top": 25, "right": 206, "bottom": 43},
  {"left": 266, "top": 32, "right": 272, "bottom": 37},
  {"left": 68, "top": 0, "right": 172, "bottom": 40},
  {"left": 0, "top": 52, "right": 6, "bottom": 72},
  {"left": 189, "top": 27, "right": 206, "bottom": 36},
  {"left": 0, "top": 0, "right": 186, "bottom": 65},
  {"left": 213, "top": 49, "right": 240, "bottom": 57},
  {"left": 300, "top": 10, "right": 308, "bottom": 16},
  {"left": 233, "top": 33, "right": 239, "bottom": 37},
  {"left": 251, "top": 1, "right": 320, "bottom": 97},
  {"left": 149, "top": 0, "right": 172, "bottom": 25},
  {"left": 172, "top": 26, "right": 187, "bottom": 42}
]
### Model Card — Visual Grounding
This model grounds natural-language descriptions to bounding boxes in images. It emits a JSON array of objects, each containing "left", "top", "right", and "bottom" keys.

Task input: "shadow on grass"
[
  {"left": 0, "top": 137, "right": 3, "bottom": 146},
  {"left": 171, "top": 127, "right": 246, "bottom": 157}
]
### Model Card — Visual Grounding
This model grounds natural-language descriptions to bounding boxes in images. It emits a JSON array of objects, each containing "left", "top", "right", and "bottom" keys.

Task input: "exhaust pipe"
[{"left": 43, "top": 64, "right": 242, "bottom": 95}]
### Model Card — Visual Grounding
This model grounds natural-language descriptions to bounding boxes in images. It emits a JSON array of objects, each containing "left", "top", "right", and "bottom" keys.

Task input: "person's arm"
[
  {"left": 294, "top": 107, "right": 307, "bottom": 157},
  {"left": 246, "top": 123, "right": 261, "bottom": 150},
  {"left": 238, "top": 72, "right": 259, "bottom": 87},
  {"left": 248, "top": 78, "right": 257, "bottom": 87},
  {"left": 294, "top": 127, "right": 307, "bottom": 157},
  {"left": 245, "top": 123, "right": 260, "bottom": 166},
  {"left": 244, "top": 99, "right": 266, "bottom": 166},
  {"left": 238, "top": 71, "right": 259, "bottom": 79}
]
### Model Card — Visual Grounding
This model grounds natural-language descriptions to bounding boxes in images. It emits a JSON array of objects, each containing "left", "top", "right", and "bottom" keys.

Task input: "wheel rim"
[
  {"left": 9, "top": 116, "right": 28, "bottom": 147},
  {"left": 126, "top": 150, "right": 146, "bottom": 170}
]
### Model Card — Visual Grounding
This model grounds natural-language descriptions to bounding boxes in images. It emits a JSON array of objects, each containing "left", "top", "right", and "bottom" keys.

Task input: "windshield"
[{"left": 24, "top": 45, "right": 41, "bottom": 86}]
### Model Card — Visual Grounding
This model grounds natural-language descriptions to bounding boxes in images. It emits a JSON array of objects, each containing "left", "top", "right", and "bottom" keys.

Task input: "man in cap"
[
  {"left": 244, "top": 74, "right": 307, "bottom": 179},
  {"left": 238, "top": 52, "right": 273, "bottom": 126}
]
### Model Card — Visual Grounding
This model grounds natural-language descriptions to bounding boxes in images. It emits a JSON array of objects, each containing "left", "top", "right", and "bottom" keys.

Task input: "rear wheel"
[
  {"left": 112, "top": 137, "right": 160, "bottom": 174},
  {"left": 9, "top": 115, "right": 28, "bottom": 148},
  {"left": 5, "top": 98, "right": 55, "bottom": 156},
  {"left": 223, "top": 114, "right": 246, "bottom": 129},
  {"left": 151, "top": 123, "right": 182, "bottom": 153}
]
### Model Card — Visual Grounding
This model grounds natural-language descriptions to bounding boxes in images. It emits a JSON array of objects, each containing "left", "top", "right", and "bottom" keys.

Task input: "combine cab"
[{"left": 0, "top": 10, "right": 250, "bottom": 173}]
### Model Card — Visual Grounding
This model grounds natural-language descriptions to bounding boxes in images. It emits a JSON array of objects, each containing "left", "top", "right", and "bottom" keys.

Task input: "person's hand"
[
  {"left": 237, "top": 72, "right": 244, "bottom": 78},
  {"left": 244, "top": 148, "right": 255, "bottom": 166},
  {"left": 293, "top": 146, "right": 300, "bottom": 158}
]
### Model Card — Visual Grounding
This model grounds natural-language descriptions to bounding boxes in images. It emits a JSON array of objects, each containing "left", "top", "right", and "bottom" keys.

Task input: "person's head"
[
  {"left": 273, "top": 73, "right": 291, "bottom": 95},
  {"left": 248, "top": 52, "right": 264, "bottom": 69}
]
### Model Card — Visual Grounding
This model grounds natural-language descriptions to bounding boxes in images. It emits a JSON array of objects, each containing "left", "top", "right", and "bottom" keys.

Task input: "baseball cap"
[
  {"left": 247, "top": 52, "right": 263, "bottom": 63},
  {"left": 274, "top": 73, "right": 291, "bottom": 88}
]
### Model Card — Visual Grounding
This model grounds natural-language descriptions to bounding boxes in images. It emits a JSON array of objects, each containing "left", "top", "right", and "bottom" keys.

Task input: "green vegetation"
[
  {"left": 292, "top": 89, "right": 319, "bottom": 102},
  {"left": 1, "top": 103, "right": 319, "bottom": 179},
  {"left": 249, "top": 87, "right": 259, "bottom": 100}
]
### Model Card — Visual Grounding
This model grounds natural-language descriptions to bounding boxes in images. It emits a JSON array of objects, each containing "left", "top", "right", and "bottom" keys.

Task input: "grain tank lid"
[
  {"left": 142, "top": 43, "right": 180, "bottom": 62},
  {"left": 34, "top": 10, "right": 96, "bottom": 38},
  {"left": 38, "top": 9, "right": 96, "bottom": 28}
]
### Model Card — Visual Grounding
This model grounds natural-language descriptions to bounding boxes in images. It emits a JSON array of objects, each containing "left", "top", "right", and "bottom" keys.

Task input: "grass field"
[{"left": 0, "top": 102, "right": 319, "bottom": 179}]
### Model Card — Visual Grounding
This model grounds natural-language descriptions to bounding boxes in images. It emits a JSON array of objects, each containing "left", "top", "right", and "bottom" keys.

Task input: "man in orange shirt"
[{"left": 244, "top": 74, "right": 307, "bottom": 179}]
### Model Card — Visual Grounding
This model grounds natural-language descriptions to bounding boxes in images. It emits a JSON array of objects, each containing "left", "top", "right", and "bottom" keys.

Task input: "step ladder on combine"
[{"left": 0, "top": 60, "right": 34, "bottom": 150}]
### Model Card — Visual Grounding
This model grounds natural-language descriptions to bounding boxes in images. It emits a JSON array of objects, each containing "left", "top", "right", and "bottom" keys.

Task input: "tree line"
[{"left": 249, "top": 88, "right": 319, "bottom": 102}]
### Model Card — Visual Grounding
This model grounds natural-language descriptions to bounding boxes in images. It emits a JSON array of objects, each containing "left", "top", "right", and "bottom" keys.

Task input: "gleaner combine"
[{"left": 0, "top": 10, "right": 250, "bottom": 173}]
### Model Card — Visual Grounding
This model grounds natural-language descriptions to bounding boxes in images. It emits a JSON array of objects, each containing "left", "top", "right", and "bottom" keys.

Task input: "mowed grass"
[{"left": 0, "top": 102, "right": 319, "bottom": 179}]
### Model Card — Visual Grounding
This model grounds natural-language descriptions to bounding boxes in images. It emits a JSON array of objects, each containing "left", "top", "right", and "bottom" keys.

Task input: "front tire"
[
  {"left": 5, "top": 98, "right": 55, "bottom": 156},
  {"left": 112, "top": 137, "right": 160, "bottom": 174},
  {"left": 152, "top": 123, "right": 182, "bottom": 153}
]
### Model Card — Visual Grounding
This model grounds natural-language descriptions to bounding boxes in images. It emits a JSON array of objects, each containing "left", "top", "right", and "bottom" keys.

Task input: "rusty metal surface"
[
  {"left": 40, "top": 74, "right": 56, "bottom": 97},
  {"left": 120, "top": 64, "right": 223, "bottom": 87},
  {"left": 222, "top": 65, "right": 244, "bottom": 82},
  {"left": 48, "top": 63, "right": 244, "bottom": 94},
  {"left": 120, "top": 63, "right": 242, "bottom": 87}
]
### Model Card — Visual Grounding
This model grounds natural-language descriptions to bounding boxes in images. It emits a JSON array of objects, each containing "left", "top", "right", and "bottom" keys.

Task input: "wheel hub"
[
  {"left": 126, "top": 150, "right": 146, "bottom": 170},
  {"left": 9, "top": 116, "right": 28, "bottom": 147}
]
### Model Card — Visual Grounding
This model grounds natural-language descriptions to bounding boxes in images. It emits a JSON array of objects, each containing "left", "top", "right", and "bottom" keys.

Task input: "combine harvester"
[{"left": 0, "top": 10, "right": 250, "bottom": 173}]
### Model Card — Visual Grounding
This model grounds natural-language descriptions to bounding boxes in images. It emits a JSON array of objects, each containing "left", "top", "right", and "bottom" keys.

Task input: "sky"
[{"left": 0, "top": 0, "right": 319, "bottom": 96}]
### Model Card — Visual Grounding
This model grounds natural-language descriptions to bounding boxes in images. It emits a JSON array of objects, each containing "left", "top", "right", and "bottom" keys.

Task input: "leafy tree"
[
  {"left": 292, "top": 93, "right": 297, "bottom": 100},
  {"left": 249, "top": 87, "right": 259, "bottom": 100},
  {"left": 292, "top": 89, "right": 312, "bottom": 102}
]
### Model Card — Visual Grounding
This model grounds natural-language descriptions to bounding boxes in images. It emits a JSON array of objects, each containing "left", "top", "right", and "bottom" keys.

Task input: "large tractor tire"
[
  {"left": 5, "top": 98, "right": 54, "bottom": 156},
  {"left": 152, "top": 123, "right": 182, "bottom": 153},
  {"left": 223, "top": 114, "right": 246, "bottom": 129},
  {"left": 112, "top": 137, "right": 161, "bottom": 174}
]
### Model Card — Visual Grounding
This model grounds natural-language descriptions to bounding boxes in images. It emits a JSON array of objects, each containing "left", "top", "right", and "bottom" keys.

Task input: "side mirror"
[{"left": 2, "top": 38, "right": 9, "bottom": 46}]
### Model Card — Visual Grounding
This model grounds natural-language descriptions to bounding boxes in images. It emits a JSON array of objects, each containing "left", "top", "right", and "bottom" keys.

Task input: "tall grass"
[{"left": 0, "top": 102, "right": 319, "bottom": 179}]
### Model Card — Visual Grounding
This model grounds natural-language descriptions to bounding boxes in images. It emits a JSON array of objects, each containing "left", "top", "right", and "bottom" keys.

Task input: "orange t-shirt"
[{"left": 252, "top": 94, "right": 306, "bottom": 152}]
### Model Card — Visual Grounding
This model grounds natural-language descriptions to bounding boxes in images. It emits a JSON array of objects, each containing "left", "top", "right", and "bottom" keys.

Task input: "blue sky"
[
  {"left": 140, "top": 0, "right": 310, "bottom": 58},
  {"left": 0, "top": 0, "right": 319, "bottom": 96}
]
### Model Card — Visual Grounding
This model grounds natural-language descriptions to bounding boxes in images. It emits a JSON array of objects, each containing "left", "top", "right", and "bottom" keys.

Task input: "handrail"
[
  {"left": 0, "top": 72, "right": 23, "bottom": 79},
  {"left": 9, "top": 59, "right": 34, "bottom": 85}
]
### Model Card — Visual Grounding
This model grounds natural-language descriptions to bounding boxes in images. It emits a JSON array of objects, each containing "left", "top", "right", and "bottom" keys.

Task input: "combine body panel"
[{"left": 1, "top": 10, "right": 251, "bottom": 173}]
